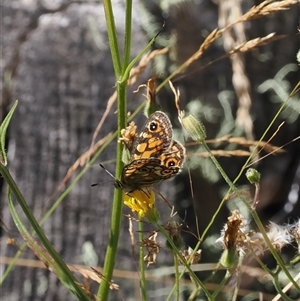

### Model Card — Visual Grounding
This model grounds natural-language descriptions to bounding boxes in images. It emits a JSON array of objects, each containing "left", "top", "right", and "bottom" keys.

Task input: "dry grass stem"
[
  {"left": 190, "top": 150, "right": 252, "bottom": 158},
  {"left": 229, "top": 33, "right": 281, "bottom": 54},
  {"left": 235, "top": 0, "right": 298, "bottom": 23},
  {"left": 169, "top": 80, "right": 182, "bottom": 114},
  {"left": 128, "top": 217, "right": 137, "bottom": 262},
  {"left": 248, "top": 136, "right": 300, "bottom": 166},
  {"left": 0, "top": 256, "right": 119, "bottom": 289},
  {"left": 89, "top": 267, "right": 119, "bottom": 290},
  {"left": 164, "top": 0, "right": 296, "bottom": 85},
  {"left": 187, "top": 135, "right": 284, "bottom": 155},
  {"left": 219, "top": 0, "right": 254, "bottom": 144},
  {"left": 225, "top": 137, "right": 284, "bottom": 153}
]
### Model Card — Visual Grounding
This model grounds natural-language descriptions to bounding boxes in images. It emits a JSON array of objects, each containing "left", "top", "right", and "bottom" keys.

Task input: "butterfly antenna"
[
  {"left": 91, "top": 164, "right": 118, "bottom": 187},
  {"left": 99, "top": 163, "right": 116, "bottom": 180}
]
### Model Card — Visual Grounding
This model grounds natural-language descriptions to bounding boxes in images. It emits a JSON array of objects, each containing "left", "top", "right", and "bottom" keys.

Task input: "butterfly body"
[{"left": 116, "top": 111, "right": 186, "bottom": 191}]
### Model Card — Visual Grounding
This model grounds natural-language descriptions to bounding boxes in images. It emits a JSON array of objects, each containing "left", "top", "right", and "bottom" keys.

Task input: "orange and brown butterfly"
[{"left": 115, "top": 111, "right": 186, "bottom": 191}]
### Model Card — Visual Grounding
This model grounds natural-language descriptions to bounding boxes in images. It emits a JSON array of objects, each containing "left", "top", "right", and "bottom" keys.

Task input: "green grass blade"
[
  {"left": 3, "top": 166, "right": 91, "bottom": 300},
  {"left": 0, "top": 100, "right": 18, "bottom": 165}
]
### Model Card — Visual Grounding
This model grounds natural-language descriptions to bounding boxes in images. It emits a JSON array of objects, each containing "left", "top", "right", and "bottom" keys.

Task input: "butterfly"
[{"left": 115, "top": 111, "right": 186, "bottom": 191}]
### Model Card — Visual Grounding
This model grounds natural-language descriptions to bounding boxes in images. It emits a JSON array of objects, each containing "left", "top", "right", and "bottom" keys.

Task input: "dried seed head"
[
  {"left": 139, "top": 232, "right": 160, "bottom": 266},
  {"left": 180, "top": 247, "right": 202, "bottom": 264},
  {"left": 144, "top": 78, "right": 161, "bottom": 117},
  {"left": 119, "top": 121, "right": 138, "bottom": 155},
  {"left": 218, "top": 210, "right": 247, "bottom": 251},
  {"left": 165, "top": 221, "right": 184, "bottom": 250},
  {"left": 266, "top": 222, "right": 292, "bottom": 251}
]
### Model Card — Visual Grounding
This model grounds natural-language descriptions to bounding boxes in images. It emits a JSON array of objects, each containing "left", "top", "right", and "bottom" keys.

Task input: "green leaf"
[{"left": 0, "top": 100, "right": 18, "bottom": 165}]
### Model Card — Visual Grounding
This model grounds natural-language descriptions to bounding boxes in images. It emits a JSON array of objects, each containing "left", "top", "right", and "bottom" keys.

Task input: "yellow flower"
[{"left": 123, "top": 189, "right": 156, "bottom": 218}]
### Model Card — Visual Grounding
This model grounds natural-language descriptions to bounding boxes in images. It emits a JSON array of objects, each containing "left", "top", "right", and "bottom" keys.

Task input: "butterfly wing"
[
  {"left": 159, "top": 140, "right": 186, "bottom": 172},
  {"left": 121, "top": 158, "right": 167, "bottom": 189},
  {"left": 121, "top": 140, "right": 185, "bottom": 189},
  {"left": 131, "top": 111, "right": 173, "bottom": 160}
]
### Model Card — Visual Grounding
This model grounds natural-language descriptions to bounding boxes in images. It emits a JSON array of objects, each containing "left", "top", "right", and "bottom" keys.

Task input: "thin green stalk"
[
  {"left": 103, "top": 0, "right": 122, "bottom": 77},
  {"left": 0, "top": 247, "right": 24, "bottom": 285},
  {"left": 249, "top": 210, "right": 300, "bottom": 291},
  {"left": 122, "top": 0, "right": 132, "bottom": 73},
  {"left": 119, "top": 32, "right": 160, "bottom": 85},
  {"left": 187, "top": 285, "right": 201, "bottom": 301},
  {"left": 251, "top": 249, "right": 273, "bottom": 275},
  {"left": 139, "top": 221, "right": 148, "bottom": 301},
  {"left": 211, "top": 270, "right": 231, "bottom": 299},
  {"left": 273, "top": 276, "right": 295, "bottom": 301},
  {"left": 174, "top": 254, "right": 180, "bottom": 301},
  {"left": 98, "top": 0, "right": 131, "bottom": 298},
  {"left": 0, "top": 100, "right": 18, "bottom": 165},
  {"left": 97, "top": 85, "right": 127, "bottom": 300}
]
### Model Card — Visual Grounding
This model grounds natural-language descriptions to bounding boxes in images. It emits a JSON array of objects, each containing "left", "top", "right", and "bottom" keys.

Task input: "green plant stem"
[
  {"left": 250, "top": 212, "right": 300, "bottom": 291},
  {"left": 103, "top": 0, "right": 122, "bottom": 77},
  {"left": 98, "top": 0, "right": 131, "bottom": 298},
  {"left": 122, "top": 0, "right": 132, "bottom": 73},
  {"left": 119, "top": 32, "right": 160, "bottom": 85},
  {"left": 0, "top": 247, "right": 25, "bottom": 285},
  {"left": 273, "top": 275, "right": 295, "bottom": 301},
  {"left": 0, "top": 100, "right": 18, "bottom": 165},
  {"left": 97, "top": 86, "right": 127, "bottom": 300},
  {"left": 187, "top": 285, "right": 201, "bottom": 301},
  {"left": 211, "top": 270, "right": 231, "bottom": 299},
  {"left": 139, "top": 221, "right": 148, "bottom": 301},
  {"left": 174, "top": 254, "right": 180, "bottom": 301}
]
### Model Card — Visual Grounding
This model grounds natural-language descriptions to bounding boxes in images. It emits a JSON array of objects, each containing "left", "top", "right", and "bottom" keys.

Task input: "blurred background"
[{"left": 1, "top": 0, "right": 299, "bottom": 300}]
